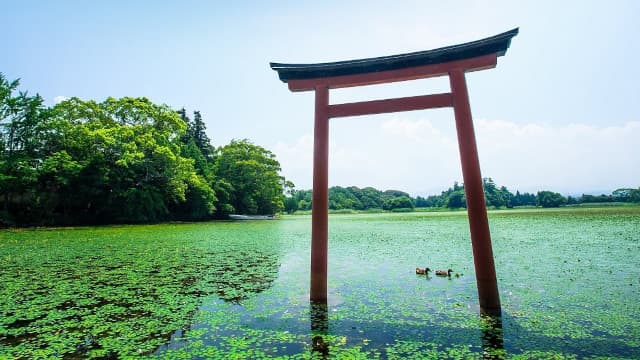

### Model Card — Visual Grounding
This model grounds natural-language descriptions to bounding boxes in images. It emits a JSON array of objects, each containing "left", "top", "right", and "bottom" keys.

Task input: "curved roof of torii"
[{"left": 270, "top": 28, "right": 518, "bottom": 83}]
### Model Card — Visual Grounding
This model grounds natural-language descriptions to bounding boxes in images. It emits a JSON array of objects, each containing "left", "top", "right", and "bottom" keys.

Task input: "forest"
[{"left": 0, "top": 74, "right": 285, "bottom": 226}]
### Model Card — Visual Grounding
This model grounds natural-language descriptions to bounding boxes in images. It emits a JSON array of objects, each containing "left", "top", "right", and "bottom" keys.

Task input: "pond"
[{"left": 1, "top": 207, "right": 639, "bottom": 358}]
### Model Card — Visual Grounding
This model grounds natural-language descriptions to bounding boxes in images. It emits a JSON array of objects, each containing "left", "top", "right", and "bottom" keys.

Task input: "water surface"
[{"left": 1, "top": 207, "right": 639, "bottom": 358}]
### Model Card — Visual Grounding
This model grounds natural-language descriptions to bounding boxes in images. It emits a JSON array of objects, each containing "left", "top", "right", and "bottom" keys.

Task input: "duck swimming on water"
[
  {"left": 435, "top": 269, "right": 453, "bottom": 277},
  {"left": 415, "top": 267, "right": 431, "bottom": 275}
]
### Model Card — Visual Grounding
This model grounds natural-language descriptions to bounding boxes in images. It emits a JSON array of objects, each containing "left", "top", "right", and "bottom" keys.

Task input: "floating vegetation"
[
  {"left": 1, "top": 207, "right": 639, "bottom": 358},
  {"left": 0, "top": 222, "right": 282, "bottom": 358}
]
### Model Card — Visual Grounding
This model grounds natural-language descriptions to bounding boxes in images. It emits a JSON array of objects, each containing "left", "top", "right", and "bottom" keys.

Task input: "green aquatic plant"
[
  {"left": 0, "top": 222, "right": 282, "bottom": 358},
  {"left": 1, "top": 207, "right": 639, "bottom": 358}
]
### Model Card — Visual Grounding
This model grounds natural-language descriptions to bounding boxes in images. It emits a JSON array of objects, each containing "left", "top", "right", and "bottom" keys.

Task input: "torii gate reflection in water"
[{"left": 271, "top": 28, "right": 518, "bottom": 315}]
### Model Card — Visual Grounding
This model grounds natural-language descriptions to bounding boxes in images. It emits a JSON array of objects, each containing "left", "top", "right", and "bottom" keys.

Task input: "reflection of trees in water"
[{"left": 207, "top": 250, "right": 281, "bottom": 302}]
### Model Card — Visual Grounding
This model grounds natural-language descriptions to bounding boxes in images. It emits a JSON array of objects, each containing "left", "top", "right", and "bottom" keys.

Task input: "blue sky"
[{"left": 3, "top": 1, "right": 639, "bottom": 195}]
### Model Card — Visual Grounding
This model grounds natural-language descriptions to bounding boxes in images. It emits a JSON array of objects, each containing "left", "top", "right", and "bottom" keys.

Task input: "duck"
[
  {"left": 435, "top": 269, "right": 453, "bottom": 277},
  {"left": 415, "top": 267, "right": 431, "bottom": 275}
]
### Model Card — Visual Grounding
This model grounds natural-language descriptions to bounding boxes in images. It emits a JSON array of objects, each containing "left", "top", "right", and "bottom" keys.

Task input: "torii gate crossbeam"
[{"left": 271, "top": 28, "right": 518, "bottom": 315}]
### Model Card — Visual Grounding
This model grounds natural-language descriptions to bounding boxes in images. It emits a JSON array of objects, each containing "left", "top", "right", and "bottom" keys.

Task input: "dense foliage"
[
  {"left": 0, "top": 74, "right": 285, "bottom": 226},
  {"left": 285, "top": 186, "right": 416, "bottom": 213},
  {"left": 283, "top": 178, "right": 640, "bottom": 213}
]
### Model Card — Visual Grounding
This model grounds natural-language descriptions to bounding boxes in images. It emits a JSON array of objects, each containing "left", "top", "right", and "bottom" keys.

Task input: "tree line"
[
  {"left": 284, "top": 187, "right": 416, "bottom": 213},
  {"left": 3, "top": 73, "right": 637, "bottom": 226},
  {"left": 0, "top": 74, "right": 285, "bottom": 226},
  {"left": 284, "top": 178, "right": 640, "bottom": 213}
]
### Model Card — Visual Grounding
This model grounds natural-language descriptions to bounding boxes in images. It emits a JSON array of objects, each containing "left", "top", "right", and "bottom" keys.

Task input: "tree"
[
  {"left": 86, "top": 97, "right": 201, "bottom": 222},
  {"left": 536, "top": 191, "right": 567, "bottom": 208},
  {"left": 0, "top": 73, "right": 46, "bottom": 224},
  {"left": 415, "top": 196, "right": 432, "bottom": 207},
  {"left": 483, "top": 178, "right": 506, "bottom": 208},
  {"left": 282, "top": 180, "right": 298, "bottom": 214},
  {"left": 298, "top": 199, "right": 311, "bottom": 211},
  {"left": 447, "top": 189, "right": 467, "bottom": 209},
  {"left": 500, "top": 186, "right": 514, "bottom": 208},
  {"left": 283, "top": 196, "right": 299, "bottom": 214},
  {"left": 190, "top": 111, "right": 214, "bottom": 160},
  {"left": 513, "top": 190, "right": 537, "bottom": 207},
  {"left": 1, "top": 93, "right": 218, "bottom": 225},
  {"left": 214, "top": 139, "right": 284, "bottom": 215},
  {"left": 580, "top": 193, "right": 614, "bottom": 203},
  {"left": 329, "top": 186, "right": 363, "bottom": 210},
  {"left": 382, "top": 196, "right": 415, "bottom": 210},
  {"left": 612, "top": 188, "right": 634, "bottom": 202},
  {"left": 179, "top": 109, "right": 214, "bottom": 161}
]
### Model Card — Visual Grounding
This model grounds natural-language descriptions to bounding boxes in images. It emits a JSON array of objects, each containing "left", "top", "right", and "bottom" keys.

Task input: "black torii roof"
[{"left": 270, "top": 28, "right": 518, "bottom": 83}]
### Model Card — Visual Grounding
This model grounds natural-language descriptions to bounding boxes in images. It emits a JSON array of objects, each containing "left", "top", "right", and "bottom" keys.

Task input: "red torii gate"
[{"left": 271, "top": 29, "right": 518, "bottom": 314}]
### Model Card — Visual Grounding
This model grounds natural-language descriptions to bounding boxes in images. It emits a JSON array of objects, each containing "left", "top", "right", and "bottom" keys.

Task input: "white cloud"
[
  {"left": 53, "top": 95, "right": 69, "bottom": 104},
  {"left": 273, "top": 134, "right": 313, "bottom": 184},
  {"left": 273, "top": 118, "right": 640, "bottom": 196},
  {"left": 475, "top": 119, "right": 640, "bottom": 194}
]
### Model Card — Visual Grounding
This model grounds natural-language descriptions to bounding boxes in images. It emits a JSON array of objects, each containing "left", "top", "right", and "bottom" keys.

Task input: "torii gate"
[{"left": 271, "top": 28, "right": 518, "bottom": 314}]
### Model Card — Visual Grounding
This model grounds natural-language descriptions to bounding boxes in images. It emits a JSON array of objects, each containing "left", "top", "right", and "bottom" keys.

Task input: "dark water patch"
[
  {"left": 5, "top": 315, "right": 45, "bottom": 330},
  {"left": 0, "top": 331, "right": 39, "bottom": 347}
]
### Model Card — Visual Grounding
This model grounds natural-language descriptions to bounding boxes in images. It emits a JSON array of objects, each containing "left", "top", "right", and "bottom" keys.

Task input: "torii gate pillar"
[
  {"left": 271, "top": 29, "right": 518, "bottom": 315},
  {"left": 311, "top": 85, "right": 330, "bottom": 300}
]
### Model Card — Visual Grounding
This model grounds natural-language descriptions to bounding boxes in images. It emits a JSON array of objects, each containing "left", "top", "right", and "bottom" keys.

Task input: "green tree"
[
  {"left": 483, "top": 178, "right": 505, "bottom": 208},
  {"left": 513, "top": 190, "right": 537, "bottom": 207},
  {"left": 298, "top": 199, "right": 311, "bottom": 211},
  {"left": 215, "top": 139, "right": 284, "bottom": 215},
  {"left": 2, "top": 94, "right": 217, "bottom": 225},
  {"left": 580, "top": 193, "right": 613, "bottom": 203},
  {"left": 0, "top": 73, "right": 46, "bottom": 224},
  {"left": 536, "top": 190, "right": 567, "bottom": 208},
  {"left": 179, "top": 108, "right": 214, "bottom": 161},
  {"left": 500, "top": 186, "right": 514, "bottom": 208},
  {"left": 612, "top": 188, "right": 633, "bottom": 202},
  {"left": 282, "top": 180, "right": 298, "bottom": 214},
  {"left": 415, "top": 196, "right": 433, "bottom": 207},
  {"left": 382, "top": 195, "right": 415, "bottom": 210},
  {"left": 191, "top": 111, "right": 214, "bottom": 160},
  {"left": 446, "top": 189, "right": 467, "bottom": 209}
]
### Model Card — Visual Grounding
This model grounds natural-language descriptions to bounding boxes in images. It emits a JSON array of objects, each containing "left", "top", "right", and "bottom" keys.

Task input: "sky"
[{"left": 2, "top": 0, "right": 639, "bottom": 196}]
